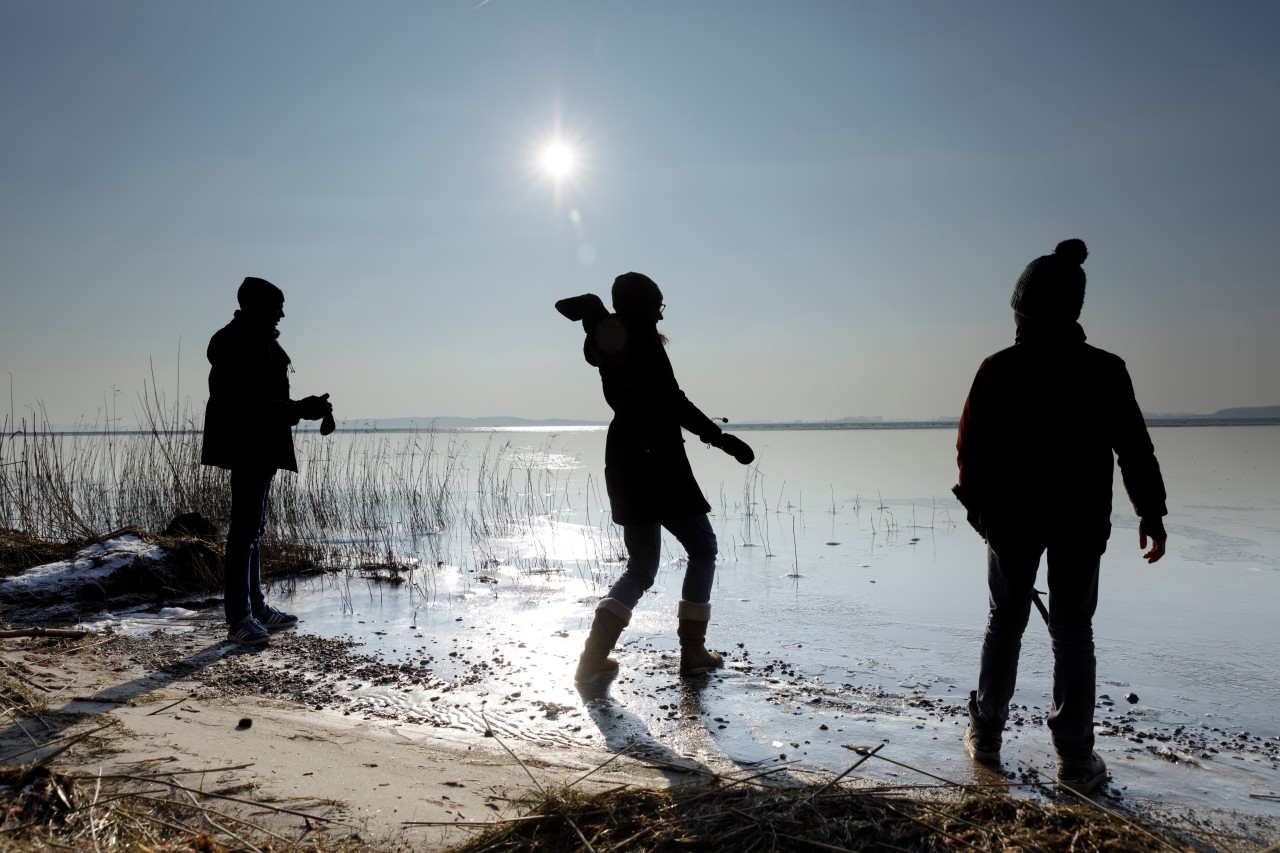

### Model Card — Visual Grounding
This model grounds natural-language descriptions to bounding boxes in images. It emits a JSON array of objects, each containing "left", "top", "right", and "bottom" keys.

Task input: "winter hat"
[
  {"left": 237, "top": 276, "right": 284, "bottom": 311},
  {"left": 1009, "top": 239, "right": 1088, "bottom": 322},
  {"left": 611, "top": 272, "right": 662, "bottom": 317}
]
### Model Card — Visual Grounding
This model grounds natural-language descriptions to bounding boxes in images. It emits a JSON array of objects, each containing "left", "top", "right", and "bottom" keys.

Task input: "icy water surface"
[{"left": 276, "top": 426, "right": 1279, "bottom": 822}]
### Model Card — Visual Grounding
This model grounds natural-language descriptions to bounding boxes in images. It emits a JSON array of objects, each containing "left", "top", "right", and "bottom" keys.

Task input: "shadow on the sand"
[
  {"left": 0, "top": 631, "right": 263, "bottom": 765},
  {"left": 577, "top": 672, "right": 777, "bottom": 788}
]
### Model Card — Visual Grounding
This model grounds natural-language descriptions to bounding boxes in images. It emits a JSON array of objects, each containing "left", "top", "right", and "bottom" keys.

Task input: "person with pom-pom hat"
[{"left": 951, "top": 240, "right": 1168, "bottom": 795}]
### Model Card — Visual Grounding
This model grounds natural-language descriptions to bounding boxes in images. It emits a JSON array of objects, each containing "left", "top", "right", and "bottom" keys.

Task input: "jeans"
[
  {"left": 224, "top": 468, "right": 274, "bottom": 626},
  {"left": 607, "top": 514, "right": 717, "bottom": 609},
  {"left": 972, "top": 534, "right": 1105, "bottom": 754}
]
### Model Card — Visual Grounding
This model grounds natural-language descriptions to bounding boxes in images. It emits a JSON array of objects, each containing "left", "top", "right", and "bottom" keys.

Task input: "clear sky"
[{"left": 2, "top": 1, "right": 1277, "bottom": 426}]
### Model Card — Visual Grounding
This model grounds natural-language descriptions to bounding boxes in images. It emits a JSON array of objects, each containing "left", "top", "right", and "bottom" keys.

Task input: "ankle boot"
[
  {"left": 677, "top": 600, "right": 724, "bottom": 676},
  {"left": 574, "top": 598, "right": 631, "bottom": 684}
]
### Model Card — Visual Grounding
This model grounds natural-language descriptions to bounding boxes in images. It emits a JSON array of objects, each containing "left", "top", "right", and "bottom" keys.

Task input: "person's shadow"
[
  {"left": 576, "top": 673, "right": 783, "bottom": 789},
  {"left": 577, "top": 682, "right": 712, "bottom": 786},
  {"left": 0, "top": 633, "right": 262, "bottom": 766}
]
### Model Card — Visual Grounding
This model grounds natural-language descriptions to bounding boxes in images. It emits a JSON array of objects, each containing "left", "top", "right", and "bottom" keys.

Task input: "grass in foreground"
[
  {"left": 0, "top": 767, "right": 1203, "bottom": 853},
  {"left": 445, "top": 782, "right": 1199, "bottom": 853}
]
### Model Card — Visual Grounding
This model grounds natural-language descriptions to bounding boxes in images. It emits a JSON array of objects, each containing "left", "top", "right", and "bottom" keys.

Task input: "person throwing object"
[
  {"left": 201, "top": 276, "right": 333, "bottom": 646},
  {"left": 952, "top": 240, "right": 1167, "bottom": 794},
  {"left": 557, "top": 272, "right": 754, "bottom": 687}
]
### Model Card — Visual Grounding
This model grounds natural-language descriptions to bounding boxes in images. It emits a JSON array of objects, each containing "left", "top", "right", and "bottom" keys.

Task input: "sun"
[{"left": 541, "top": 142, "right": 576, "bottom": 179}]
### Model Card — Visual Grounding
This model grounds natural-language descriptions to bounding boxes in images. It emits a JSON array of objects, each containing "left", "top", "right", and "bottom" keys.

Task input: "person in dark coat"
[
  {"left": 952, "top": 239, "right": 1168, "bottom": 794},
  {"left": 556, "top": 272, "right": 754, "bottom": 686},
  {"left": 201, "top": 276, "right": 333, "bottom": 646}
]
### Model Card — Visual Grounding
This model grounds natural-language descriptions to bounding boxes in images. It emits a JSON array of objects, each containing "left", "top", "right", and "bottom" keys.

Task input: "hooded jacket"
[
  {"left": 558, "top": 295, "right": 723, "bottom": 525},
  {"left": 200, "top": 312, "right": 301, "bottom": 473},
  {"left": 954, "top": 320, "right": 1166, "bottom": 541}
]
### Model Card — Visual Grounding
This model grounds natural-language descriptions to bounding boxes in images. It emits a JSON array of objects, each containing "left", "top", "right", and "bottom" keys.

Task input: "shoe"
[
  {"left": 227, "top": 616, "right": 269, "bottom": 647},
  {"left": 676, "top": 600, "right": 725, "bottom": 676},
  {"left": 253, "top": 605, "right": 299, "bottom": 629},
  {"left": 963, "top": 722, "right": 1002, "bottom": 762},
  {"left": 1057, "top": 750, "right": 1108, "bottom": 795},
  {"left": 574, "top": 599, "right": 631, "bottom": 685}
]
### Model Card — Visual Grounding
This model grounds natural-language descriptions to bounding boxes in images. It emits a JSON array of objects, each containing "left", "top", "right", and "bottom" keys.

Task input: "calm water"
[{"left": 257, "top": 425, "right": 1280, "bottom": 820}]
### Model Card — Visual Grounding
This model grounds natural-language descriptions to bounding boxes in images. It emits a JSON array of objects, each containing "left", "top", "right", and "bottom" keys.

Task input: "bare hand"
[{"left": 1139, "top": 526, "right": 1166, "bottom": 564}]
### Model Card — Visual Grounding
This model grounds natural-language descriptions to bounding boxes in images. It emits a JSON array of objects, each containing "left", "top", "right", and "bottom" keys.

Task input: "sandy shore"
[
  {"left": 0, "top": 621, "right": 697, "bottom": 850},
  {"left": 3, "top": 616, "right": 1279, "bottom": 852}
]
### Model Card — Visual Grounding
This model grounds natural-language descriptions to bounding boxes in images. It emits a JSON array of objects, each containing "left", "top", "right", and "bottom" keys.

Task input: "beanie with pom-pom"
[{"left": 1010, "top": 239, "right": 1088, "bottom": 322}]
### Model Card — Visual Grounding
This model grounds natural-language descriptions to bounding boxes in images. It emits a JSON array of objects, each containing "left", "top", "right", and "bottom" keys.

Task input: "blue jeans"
[
  {"left": 607, "top": 514, "right": 717, "bottom": 609},
  {"left": 972, "top": 534, "right": 1105, "bottom": 754},
  {"left": 224, "top": 468, "right": 274, "bottom": 626}
]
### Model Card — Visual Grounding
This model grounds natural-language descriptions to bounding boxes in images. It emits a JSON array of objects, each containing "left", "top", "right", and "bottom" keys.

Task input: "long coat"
[
  {"left": 200, "top": 313, "right": 300, "bottom": 473},
  {"left": 954, "top": 320, "right": 1167, "bottom": 542},
  {"left": 563, "top": 299, "right": 722, "bottom": 525}
]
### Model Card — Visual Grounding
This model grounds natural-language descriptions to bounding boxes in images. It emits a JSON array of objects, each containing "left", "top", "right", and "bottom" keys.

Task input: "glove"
[
  {"left": 296, "top": 393, "right": 332, "bottom": 421},
  {"left": 1139, "top": 516, "right": 1167, "bottom": 543},
  {"left": 555, "top": 293, "right": 606, "bottom": 322},
  {"left": 717, "top": 433, "right": 754, "bottom": 465}
]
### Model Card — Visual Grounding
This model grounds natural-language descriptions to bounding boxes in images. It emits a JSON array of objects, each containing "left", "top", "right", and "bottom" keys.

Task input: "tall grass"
[{"left": 0, "top": 391, "right": 622, "bottom": 594}]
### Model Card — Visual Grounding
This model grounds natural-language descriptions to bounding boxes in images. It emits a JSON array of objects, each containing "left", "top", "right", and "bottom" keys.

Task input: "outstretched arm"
[{"left": 555, "top": 294, "right": 609, "bottom": 332}]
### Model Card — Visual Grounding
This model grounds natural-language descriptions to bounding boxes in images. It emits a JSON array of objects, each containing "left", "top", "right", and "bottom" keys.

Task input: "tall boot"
[
  {"left": 677, "top": 600, "right": 725, "bottom": 676},
  {"left": 574, "top": 598, "right": 631, "bottom": 685}
]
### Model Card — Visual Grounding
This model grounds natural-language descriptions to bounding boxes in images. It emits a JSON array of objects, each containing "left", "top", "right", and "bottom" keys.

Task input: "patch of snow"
[{"left": 0, "top": 534, "right": 164, "bottom": 595}]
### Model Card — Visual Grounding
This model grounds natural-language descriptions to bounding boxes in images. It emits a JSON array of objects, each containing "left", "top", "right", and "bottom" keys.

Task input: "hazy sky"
[{"left": 3, "top": 1, "right": 1278, "bottom": 426}]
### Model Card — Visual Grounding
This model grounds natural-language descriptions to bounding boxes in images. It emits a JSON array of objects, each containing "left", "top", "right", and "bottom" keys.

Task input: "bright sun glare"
[{"left": 541, "top": 143, "right": 576, "bottom": 179}]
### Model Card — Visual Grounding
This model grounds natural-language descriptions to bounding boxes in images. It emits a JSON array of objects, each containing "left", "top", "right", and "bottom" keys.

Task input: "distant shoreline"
[{"left": 20, "top": 417, "right": 1280, "bottom": 437}]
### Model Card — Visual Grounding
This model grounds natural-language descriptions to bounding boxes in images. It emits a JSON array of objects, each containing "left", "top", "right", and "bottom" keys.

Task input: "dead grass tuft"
[
  {"left": 446, "top": 781, "right": 1199, "bottom": 853},
  {"left": 0, "top": 529, "right": 79, "bottom": 578}
]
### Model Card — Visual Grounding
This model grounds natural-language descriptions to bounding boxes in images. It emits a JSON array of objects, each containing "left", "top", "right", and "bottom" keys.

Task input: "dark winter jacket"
[
  {"left": 953, "top": 320, "right": 1166, "bottom": 542},
  {"left": 557, "top": 295, "right": 723, "bottom": 525},
  {"left": 200, "top": 312, "right": 301, "bottom": 473}
]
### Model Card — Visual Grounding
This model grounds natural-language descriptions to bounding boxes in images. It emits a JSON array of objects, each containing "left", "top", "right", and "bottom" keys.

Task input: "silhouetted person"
[
  {"left": 201, "top": 276, "right": 333, "bottom": 646},
  {"left": 952, "top": 239, "right": 1168, "bottom": 794},
  {"left": 556, "top": 272, "right": 754, "bottom": 687}
]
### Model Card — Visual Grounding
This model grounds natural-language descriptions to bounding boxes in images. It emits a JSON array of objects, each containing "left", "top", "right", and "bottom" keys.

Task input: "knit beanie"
[
  {"left": 237, "top": 276, "right": 284, "bottom": 311},
  {"left": 611, "top": 272, "right": 663, "bottom": 317},
  {"left": 1009, "top": 239, "right": 1088, "bottom": 321}
]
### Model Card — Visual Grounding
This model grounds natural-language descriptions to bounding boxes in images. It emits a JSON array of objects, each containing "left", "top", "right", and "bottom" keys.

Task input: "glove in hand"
[
  {"left": 297, "top": 393, "right": 332, "bottom": 421},
  {"left": 718, "top": 433, "right": 754, "bottom": 465},
  {"left": 555, "top": 294, "right": 606, "bottom": 322}
]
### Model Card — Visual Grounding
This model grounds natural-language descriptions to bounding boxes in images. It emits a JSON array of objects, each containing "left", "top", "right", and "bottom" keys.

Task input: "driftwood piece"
[{"left": 0, "top": 627, "right": 91, "bottom": 639}]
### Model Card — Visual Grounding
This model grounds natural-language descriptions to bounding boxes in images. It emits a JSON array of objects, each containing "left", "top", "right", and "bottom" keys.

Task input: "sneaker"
[
  {"left": 1057, "top": 750, "right": 1108, "bottom": 795},
  {"left": 963, "top": 722, "right": 1002, "bottom": 762},
  {"left": 253, "top": 605, "right": 299, "bottom": 630},
  {"left": 227, "top": 616, "right": 270, "bottom": 647}
]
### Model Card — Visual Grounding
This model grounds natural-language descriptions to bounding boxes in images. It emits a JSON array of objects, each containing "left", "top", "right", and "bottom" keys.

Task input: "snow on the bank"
[
  {"left": 0, "top": 534, "right": 165, "bottom": 596},
  {"left": 79, "top": 606, "right": 204, "bottom": 636}
]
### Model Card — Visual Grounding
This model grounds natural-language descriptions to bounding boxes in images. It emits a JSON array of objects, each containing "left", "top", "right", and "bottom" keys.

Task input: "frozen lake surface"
[{"left": 259, "top": 425, "right": 1280, "bottom": 825}]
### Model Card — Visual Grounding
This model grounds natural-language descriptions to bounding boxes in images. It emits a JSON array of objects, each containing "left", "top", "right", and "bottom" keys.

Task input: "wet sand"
[{"left": 0, "top": 620, "right": 700, "bottom": 850}]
